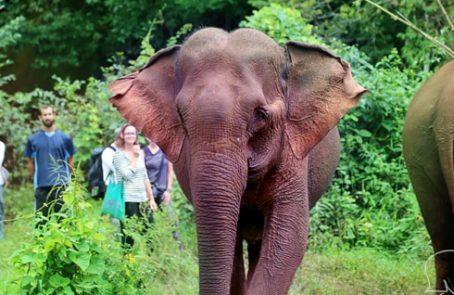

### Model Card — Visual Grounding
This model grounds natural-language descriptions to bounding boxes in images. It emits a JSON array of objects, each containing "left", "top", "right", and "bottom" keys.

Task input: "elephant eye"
[
  {"left": 255, "top": 107, "right": 268, "bottom": 122},
  {"left": 251, "top": 107, "right": 268, "bottom": 133}
]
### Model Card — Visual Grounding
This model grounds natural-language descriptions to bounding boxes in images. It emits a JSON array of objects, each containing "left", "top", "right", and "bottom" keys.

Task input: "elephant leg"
[
  {"left": 409, "top": 164, "right": 454, "bottom": 291},
  {"left": 230, "top": 232, "right": 246, "bottom": 295},
  {"left": 246, "top": 194, "right": 308, "bottom": 294}
]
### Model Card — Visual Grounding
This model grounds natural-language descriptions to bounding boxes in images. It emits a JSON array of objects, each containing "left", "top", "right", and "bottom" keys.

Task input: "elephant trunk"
[{"left": 190, "top": 150, "right": 247, "bottom": 294}]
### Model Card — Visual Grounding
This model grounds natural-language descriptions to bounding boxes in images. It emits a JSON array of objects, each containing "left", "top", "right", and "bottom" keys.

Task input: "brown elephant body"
[
  {"left": 109, "top": 28, "right": 366, "bottom": 295},
  {"left": 403, "top": 60, "right": 454, "bottom": 291}
]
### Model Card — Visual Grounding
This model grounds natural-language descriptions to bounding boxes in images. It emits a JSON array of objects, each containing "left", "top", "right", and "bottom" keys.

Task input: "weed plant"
[{"left": 7, "top": 169, "right": 198, "bottom": 294}]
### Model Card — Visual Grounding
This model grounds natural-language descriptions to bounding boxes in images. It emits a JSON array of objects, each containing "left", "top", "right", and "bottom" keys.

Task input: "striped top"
[{"left": 113, "top": 149, "right": 148, "bottom": 203}]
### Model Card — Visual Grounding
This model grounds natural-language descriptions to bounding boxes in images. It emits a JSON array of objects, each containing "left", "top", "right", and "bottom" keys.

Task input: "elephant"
[
  {"left": 403, "top": 60, "right": 454, "bottom": 291},
  {"left": 109, "top": 27, "right": 366, "bottom": 295}
]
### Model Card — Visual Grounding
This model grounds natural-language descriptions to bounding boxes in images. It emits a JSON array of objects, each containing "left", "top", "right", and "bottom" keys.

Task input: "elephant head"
[{"left": 110, "top": 27, "right": 366, "bottom": 294}]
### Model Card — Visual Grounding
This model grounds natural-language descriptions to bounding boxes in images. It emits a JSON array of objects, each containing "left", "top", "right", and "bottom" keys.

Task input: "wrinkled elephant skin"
[
  {"left": 109, "top": 28, "right": 366, "bottom": 295},
  {"left": 403, "top": 61, "right": 454, "bottom": 291}
]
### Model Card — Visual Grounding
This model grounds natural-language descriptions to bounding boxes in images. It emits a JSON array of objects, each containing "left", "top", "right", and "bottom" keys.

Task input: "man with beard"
[{"left": 24, "top": 106, "right": 75, "bottom": 227}]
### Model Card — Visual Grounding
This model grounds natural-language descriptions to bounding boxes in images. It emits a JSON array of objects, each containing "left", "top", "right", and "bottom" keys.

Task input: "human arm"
[
  {"left": 162, "top": 162, "right": 174, "bottom": 205},
  {"left": 101, "top": 148, "right": 115, "bottom": 184},
  {"left": 66, "top": 136, "right": 76, "bottom": 174},
  {"left": 24, "top": 138, "right": 34, "bottom": 177},
  {"left": 68, "top": 155, "right": 74, "bottom": 174},
  {"left": 113, "top": 151, "right": 139, "bottom": 181},
  {"left": 144, "top": 179, "right": 158, "bottom": 212},
  {"left": 27, "top": 158, "right": 34, "bottom": 177}
]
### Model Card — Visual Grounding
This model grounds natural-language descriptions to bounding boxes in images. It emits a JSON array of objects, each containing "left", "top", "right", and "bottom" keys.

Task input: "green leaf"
[
  {"left": 20, "top": 275, "right": 34, "bottom": 286},
  {"left": 69, "top": 252, "right": 91, "bottom": 271},
  {"left": 49, "top": 274, "right": 70, "bottom": 288},
  {"left": 63, "top": 286, "right": 75, "bottom": 295},
  {"left": 356, "top": 129, "right": 372, "bottom": 137},
  {"left": 20, "top": 254, "right": 35, "bottom": 264},
  {"left": 85, "top": 257, "right": 106, "bottom": 274}
]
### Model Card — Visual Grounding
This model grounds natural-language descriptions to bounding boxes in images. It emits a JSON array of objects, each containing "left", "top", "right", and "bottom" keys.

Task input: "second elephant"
[{"left": 403, "top": 60, "right": 454, "bottom": 291}]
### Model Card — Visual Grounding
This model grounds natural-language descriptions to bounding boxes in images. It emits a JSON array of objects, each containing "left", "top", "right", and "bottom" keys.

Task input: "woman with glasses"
[{"left": 113, "top": 123, "right": 157, "bottom": 246}]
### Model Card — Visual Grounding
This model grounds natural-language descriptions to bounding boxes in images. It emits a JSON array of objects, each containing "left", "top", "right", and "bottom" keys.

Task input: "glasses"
[{"left": 124, "top": 132, "right": 136, "bottom": 136}]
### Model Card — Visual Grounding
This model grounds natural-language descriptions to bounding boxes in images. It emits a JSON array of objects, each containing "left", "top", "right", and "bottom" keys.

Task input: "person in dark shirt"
[
  {"left": 143, "top": 137, "right": 173, "bottom": 206},
  {"left": 24, "top": 106, "right": 75, "bottom": 226},
  {"left": 144, "top": 137, "right": 183, "bottom": 250}
]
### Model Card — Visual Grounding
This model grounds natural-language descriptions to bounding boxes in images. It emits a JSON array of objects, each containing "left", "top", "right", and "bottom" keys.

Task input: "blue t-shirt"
[{"left": 24, "top": 129, "right": 76, "bottom": 189}]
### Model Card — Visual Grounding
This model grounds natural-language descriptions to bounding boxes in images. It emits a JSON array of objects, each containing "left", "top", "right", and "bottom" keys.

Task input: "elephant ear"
[
  {"left": 285, "top": 41, "right": 367, "bottom": 159},
  {"left": 109, "top": 46, "right": 185, "bottom": 162}
]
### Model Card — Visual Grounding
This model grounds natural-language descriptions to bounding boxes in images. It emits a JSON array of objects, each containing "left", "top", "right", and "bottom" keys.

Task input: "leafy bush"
[
  {"left": 9, "top": 170, "right": 198, "bottom": 294},
  {"left": 310, "top": 49, "right": 432, "bottom": 254},
  {"left": 312, "top": 0, "right": 453, "bottom": 69},
  {"left": 240, "top": 3, "right": 324, "bottom": 46}
]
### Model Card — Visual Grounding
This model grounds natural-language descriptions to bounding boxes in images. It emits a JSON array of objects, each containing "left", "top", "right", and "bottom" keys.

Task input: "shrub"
[{"left": 9, "top": 169, "right": 198, "bottom": 294}]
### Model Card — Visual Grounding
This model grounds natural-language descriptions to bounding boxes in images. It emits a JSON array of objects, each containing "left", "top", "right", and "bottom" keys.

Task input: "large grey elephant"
[
  {"left": 403, "top": 60, "right": 454, "bottom": 291},
  {"left": 109, "top": 28, "right": 366, "bottom": 295}
]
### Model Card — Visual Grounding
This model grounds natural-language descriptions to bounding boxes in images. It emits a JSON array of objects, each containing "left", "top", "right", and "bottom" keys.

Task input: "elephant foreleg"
[{"left": 246, "top": 193, "right": 309, "bottom": 295}]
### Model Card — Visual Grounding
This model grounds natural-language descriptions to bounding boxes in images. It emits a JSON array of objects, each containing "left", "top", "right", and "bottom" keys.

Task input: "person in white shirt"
[
  {"left": 101, "top": 127, "right": 121, "bottom": 185},
  {"left": 101, "top": 142, "right": 117, "bottom": 185},
  {"left": 112, "top": 123, "right": 157, "bottom": 246}
]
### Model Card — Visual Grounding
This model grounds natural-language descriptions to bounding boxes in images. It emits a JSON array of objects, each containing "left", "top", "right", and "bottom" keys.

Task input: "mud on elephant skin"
[
  {"left": 403, "top": 60, "right": 454, "bottom": 291},
  {"left": 109, "top": 27, "right": 367, "bottom": 295}
]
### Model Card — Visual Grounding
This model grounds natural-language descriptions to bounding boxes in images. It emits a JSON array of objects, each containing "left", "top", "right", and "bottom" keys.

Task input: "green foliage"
[
  {"left": 312, "top": 0, "right": 453, "bottom": 69},
  {"left": 11, "top": 171, "right": 121, "bottom": 294},
  {"left": 0, "top": 0, "right": 252, "bottom": 90},
  {"left": 240, "top": 3, "right": 324, "bottom": 46},
  {"left": 169, "top": 177, "right": 196, "bottom": 241},
  {"left": 310, "top": 49, "right": 432, "bottom": 254},
  {"left": 0, "top": 16, "right": 24, "bottom": 89},
  {"left": 3, "top": 184, "right": 34, "bottom": 222},
  {"left": 52, "top": 76, "right": 122, "bottom": 168},
  {"left": 166, "top": 24, "right": 193, "bottom": 47},
  {"left": 291, "top": 247, "right": 433, "bottom": 294},
  {"left": 9, "top": 170, "right": 198, "bottom": 294}
]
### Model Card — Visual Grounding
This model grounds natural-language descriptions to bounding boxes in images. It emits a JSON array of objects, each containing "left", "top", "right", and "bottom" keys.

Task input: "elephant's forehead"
[{"left": 180, "top": 29, "right": 282, "bottom": 66}]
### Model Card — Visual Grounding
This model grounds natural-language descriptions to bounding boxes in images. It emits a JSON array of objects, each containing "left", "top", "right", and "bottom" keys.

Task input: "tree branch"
[
  {"left": 365, "top": 0, "right": 454, "bottom": 58},
  {"left": 436, "top": 0, "right": 454, "bottom": 31}
]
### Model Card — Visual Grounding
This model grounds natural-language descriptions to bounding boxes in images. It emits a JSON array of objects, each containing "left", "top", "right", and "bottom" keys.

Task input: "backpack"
[{"left": 87, "top": 145, "right": 116, "bottom": 199}]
